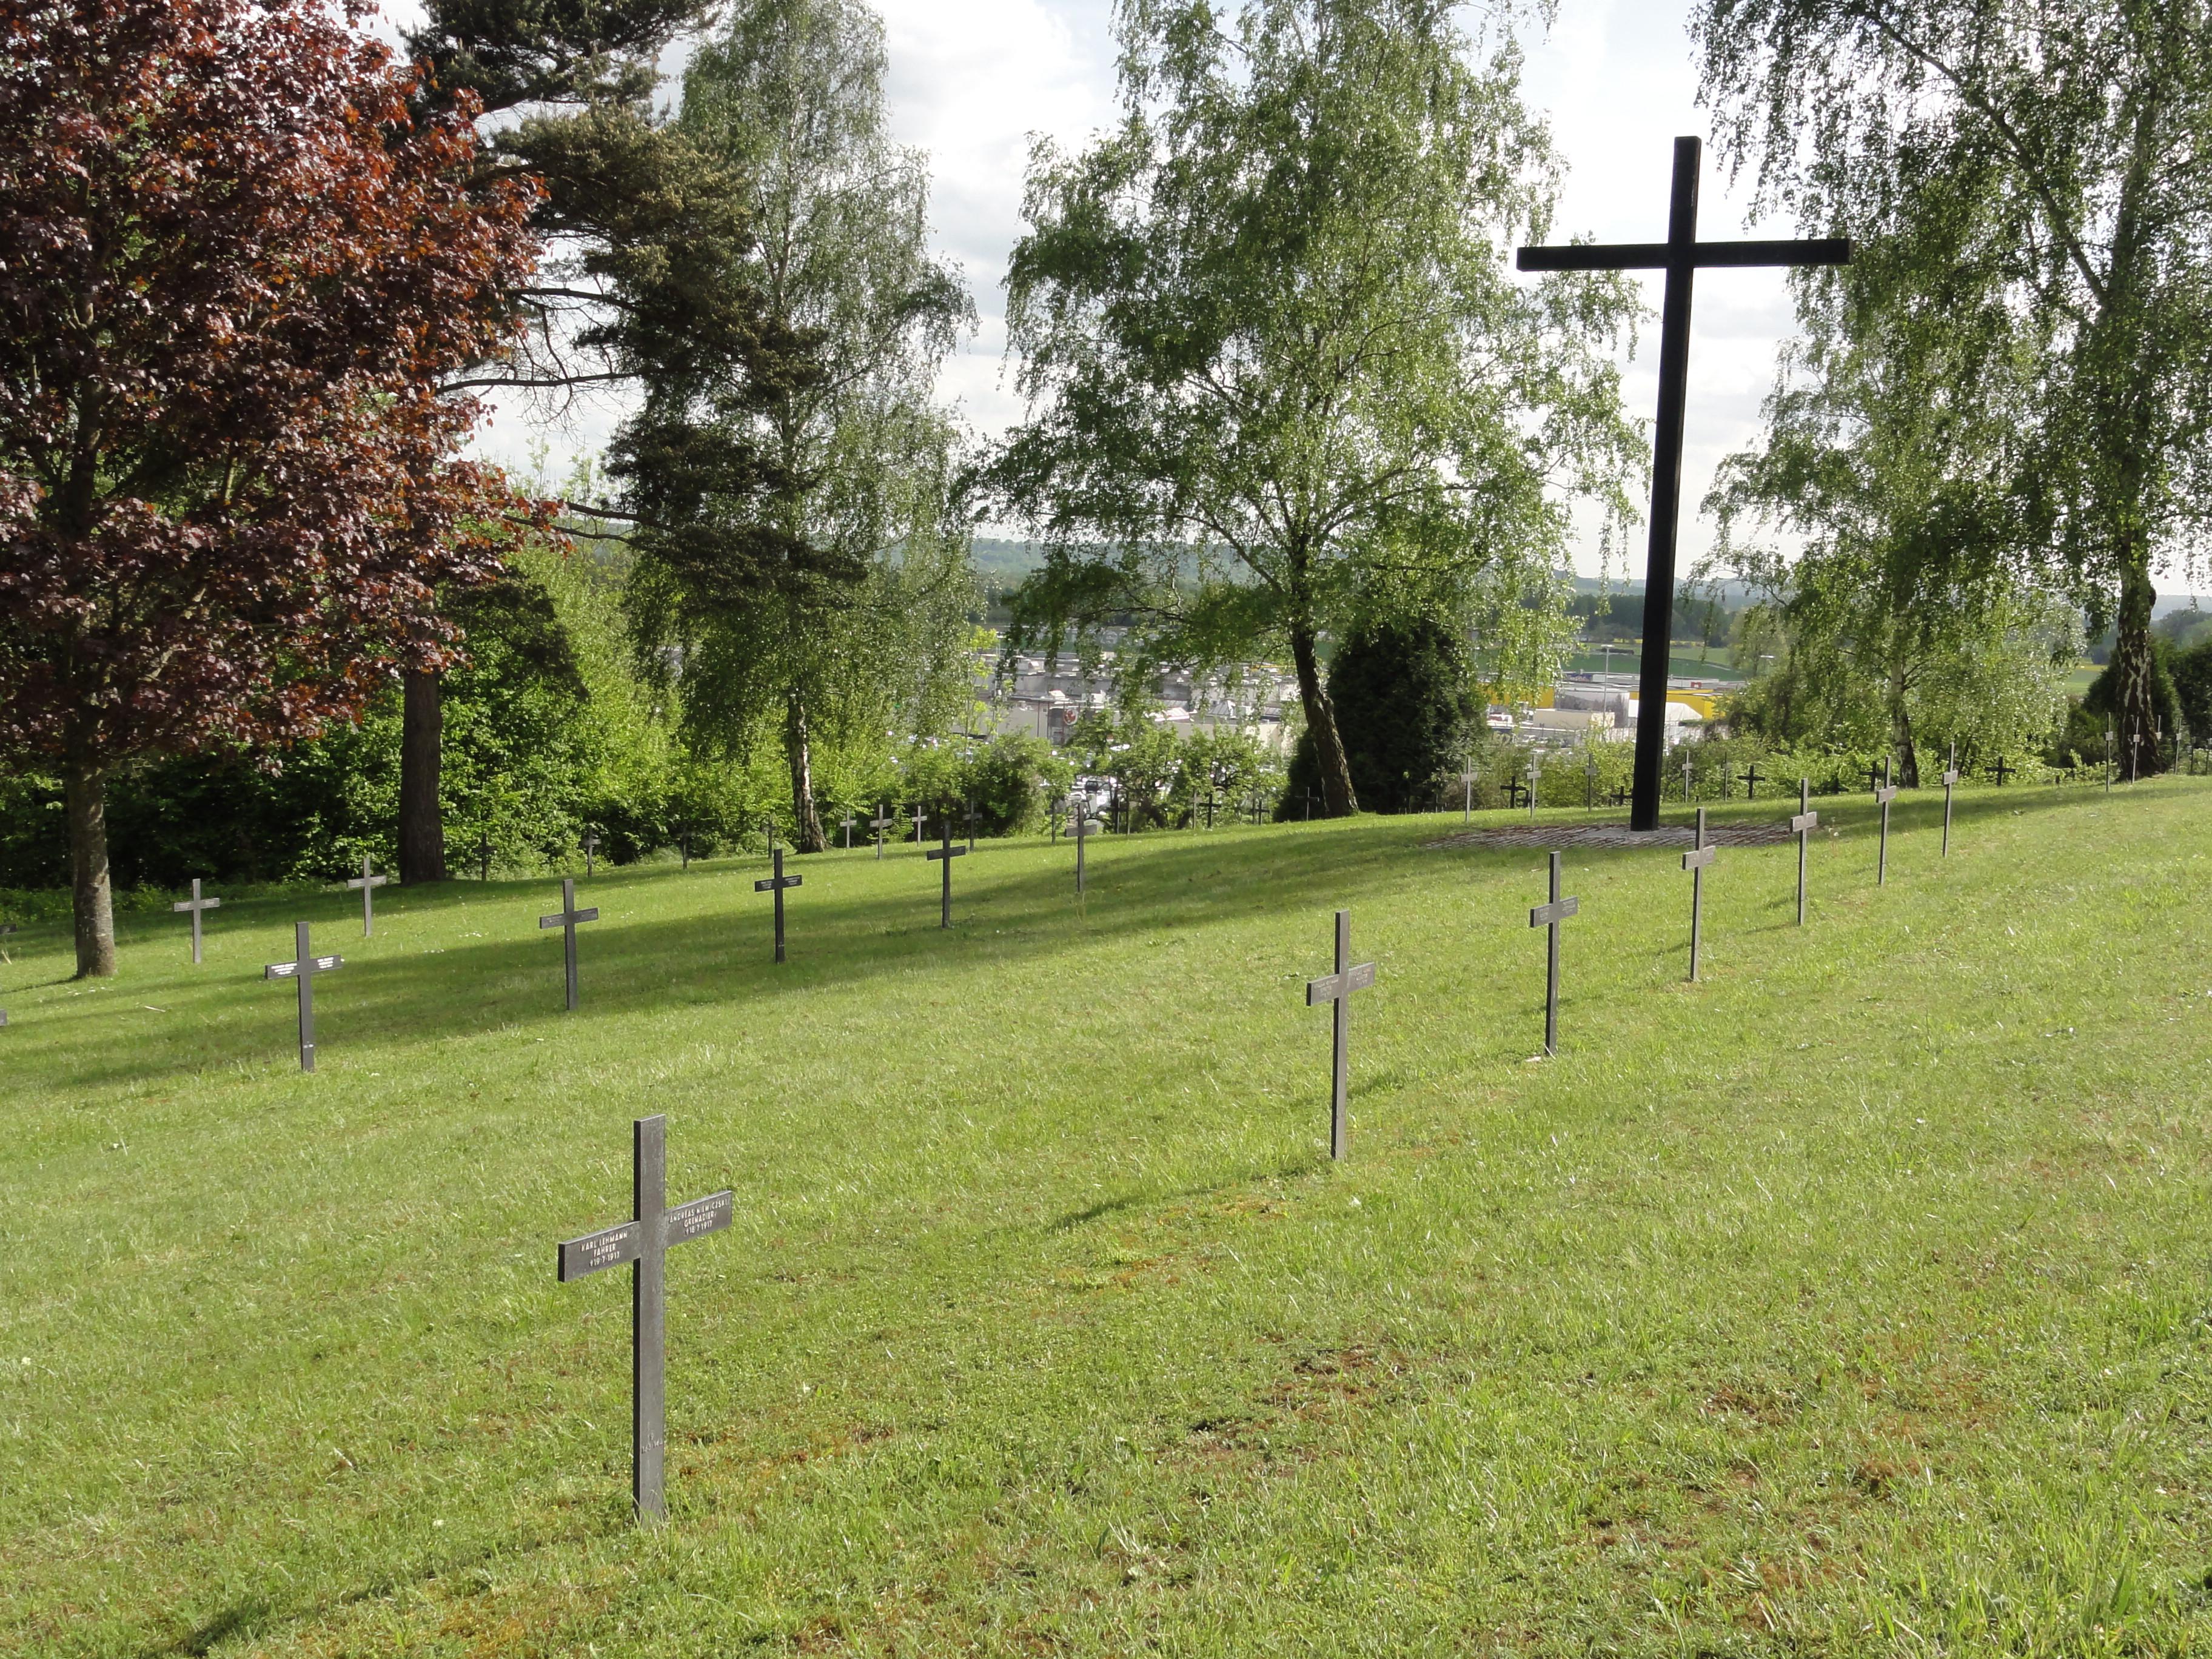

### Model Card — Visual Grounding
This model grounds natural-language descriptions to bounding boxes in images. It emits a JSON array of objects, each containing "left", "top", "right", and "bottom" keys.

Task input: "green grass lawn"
[{"left": 5, "top": 779, "right": 2211, "bottom": 1655}]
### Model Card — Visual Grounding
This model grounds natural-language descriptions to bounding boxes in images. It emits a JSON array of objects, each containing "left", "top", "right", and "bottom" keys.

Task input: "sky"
[{"left": 466, "top": 0, "right": 1809, "bottom": 580}]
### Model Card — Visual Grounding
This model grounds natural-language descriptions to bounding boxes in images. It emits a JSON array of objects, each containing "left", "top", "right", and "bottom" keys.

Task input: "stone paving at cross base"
[{"left": 1426, "top": 820, "right": 1797, "bottom": 851}]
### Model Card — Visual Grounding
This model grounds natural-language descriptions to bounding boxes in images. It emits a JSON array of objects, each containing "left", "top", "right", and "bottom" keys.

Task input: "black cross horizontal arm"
[{"left": 1517, "top": 238, "right": 1852, "bottom": 272}]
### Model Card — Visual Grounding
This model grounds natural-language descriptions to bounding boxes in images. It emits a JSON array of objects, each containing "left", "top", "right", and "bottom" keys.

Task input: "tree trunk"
[
  {"left": 65, "top": 757, "right": 115, "bottom": 978},
  {"left": 398, "top": 669, "right": 448, "bottom": 882},
  {"left": 1289, "top": 623, "right": 1358, "bottom": 816},
  {"left": 2113, "top": 552, "right": 2160, "bottom": 776},
  {"left": 785, "top": 686, "right": 826, "bottom": 853}
]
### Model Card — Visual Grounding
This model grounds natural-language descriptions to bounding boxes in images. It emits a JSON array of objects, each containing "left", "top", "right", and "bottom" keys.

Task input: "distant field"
[
  {"left": 1557, "top": 646, "right": 1740, "bottom": 683},
  {"left": 6, "top": 781, "right": 2212, "bottom": 1654}
]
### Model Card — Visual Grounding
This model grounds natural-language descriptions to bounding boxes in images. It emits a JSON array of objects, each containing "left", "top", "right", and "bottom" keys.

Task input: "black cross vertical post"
[
  {"left": 1791, "top": 779, "right": 1818, "bottom": 925},
  {"left": 583, "top": 831, "right": 600, "bottom": 876},
  {"left": 1992, "top": 756, "right": 2015, "bottom": 788},
  {"left": 264, "top": 922, "right": 343, "bottom": 1071},
  {"left": 172, "top": 878, "right": 221, "bottom": 964},
  {"left": 555, "top": 1114, "right": 732, "bottom": 1526},
  {"left": 1745, "top": 763, "right": 1763, "bottom": 800},
  {"left": 926, "top": 822, "right": 966, "bottom": 927},
  {"left": 1866, "top": 762, "right": 1883, "bottom": 796},
  {"left": 869, "top": 803, "right": 895, "bottom": 861},
  {"left": 1527, "top": 850, "right": 1579, "bottom": 1057},
  {"left": 965, "top": 797, "right": 979, "bottom": 853},
  {"left": 1517, "top": 136, "right": 1850, "bottom": 832},
  {"left": 1681, "top": 806, "right": 1715, "bottom": 982},
  {"left": 753, "top": 848, "right": 802, "bottom": 963},
  {"left": 1942, "top": 742, "right": 1960, "bottom": 857},
  {"left": 539, "top": 877, "right": 600, "bottom": 1011},
  {"left": 1304, "top": 909, "right": 1375, "bottom": 1162},
  {"left": 347, "top": 854, "right": 387, "bottom": 937},
  {"left": 1875, "top": 758, "right": 1899, "bottom": 885}
]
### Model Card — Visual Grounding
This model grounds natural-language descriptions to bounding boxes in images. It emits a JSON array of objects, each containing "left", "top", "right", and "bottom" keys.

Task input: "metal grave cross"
[
  {"left": 1874, "top": 759, "right": 1900, "bottom": 885},
  {"left": 583, "top": 830, "right": 601, "bottom": 876},
  {"left": 1681, "top": 805, "right": 1715, "bottom": 982},
  {"left": 1865, "top": 761, "right": 1884, "bottom": 796},
  {"left": 1527, "top": 850, "right": 1580, "bottom": 1057},
  {"left": 1791, "top": 779, "right": 1818, "bottom": 926},
  {"left": 1517, "top": 134, "right": 1850, "bottom": 831},
  {"left": 172, "top": 878, "right": 221, "bottom": 964},
  {"left": 2130, "top": 726, "right": 2142, "bottom": 784},
  {"left": 1504, "top": 774, "right": 1527, "bottom": 813},
  {"left": 965, "top": 797, "right": 979, "bottom": 852},
  {"left": 2105, "top": 723, "right": 2115, "bottom": 793},
  {"left": 1992, "top": 755, "right": 2016, "bottom": 788},
  {"left": 1526, "top": 754, "right": 1539, "bottom": 817},
  {"left": 539, "top": 877, "right": 602, "bottom": 1011},
  {"left": 1071, "top": 794, "right": 1096, "bottom": 894},
  {"left": 1461, "top": 765, "right": 1475, "bottom": 823},
  {"left": 912, "top": 804, "right": 928, "bottom": 845},
  {"left": 555, "top": 1114, "right": 732, "bottom": 1526},
  {"left": 868, "top": 802, "right": 896, "bottom": 860},
  {"left": 1941, "top": 742, "right": 1960, "bottom": 856},
  {"left": 264, "top": 921, "right": 344, "bottom": 1071},
  {"left": 841, "top": 810, "right": 854, "bottom": 850},
  {"left": 1304, "top": 909, "right": 1376, "bottom": 1162},
  {"left": 1744, "top": 763, "right": 1764, "bottom": 800},
  {"left": 347, "top": 854, "right": 388, "bottom": 937},
  {"left": 925, "top": 820, "right": 967, "bottom": 927},
  {"left": 752, "top": 846, "right": 802, "bottom": 963},
  {"left": 1683, "top": 755, "right": 1695, "bottom": 803}
]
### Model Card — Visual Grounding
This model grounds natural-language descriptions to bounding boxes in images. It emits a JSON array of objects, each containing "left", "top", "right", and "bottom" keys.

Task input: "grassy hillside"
[{"left": 5, "top": 780, "right": 2211, "bottom": 1655}]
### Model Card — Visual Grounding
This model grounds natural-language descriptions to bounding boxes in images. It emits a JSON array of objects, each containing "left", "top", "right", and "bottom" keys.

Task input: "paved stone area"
[{"left": 1424, "top": 820, "right": 1797, "bottom": 851}]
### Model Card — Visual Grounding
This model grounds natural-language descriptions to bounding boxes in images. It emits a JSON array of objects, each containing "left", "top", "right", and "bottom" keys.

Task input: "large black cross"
[
  {"left": 1518, "top": 136, "right": 1850, "bottom": 833},
  {"left": 172, "top": 877, "right": 221, "bottom": 964},
  {"left": 1527, "top": 850, "right": 1579, "bottom": 1057},
  {"left": 925, "top": 821, "right": 967, "bottom": 928},
  {"left": 753, "top": 846, "right": 802, "bottom": 963},
  {"left": 346, "top": 854, "right": 387, "bottom": 937},
  {"left": 265, "top": 921, "right": 344, "bottom": 1072},
  {"left": 1305, "top": 909, "right": 1376, "bottom": 1162},
  {"left": 555, "top": 1114, "right": 732, "bottom": 1526},
  {"left": 539, "top": 877, "right": 601, "bottom": 1011}
]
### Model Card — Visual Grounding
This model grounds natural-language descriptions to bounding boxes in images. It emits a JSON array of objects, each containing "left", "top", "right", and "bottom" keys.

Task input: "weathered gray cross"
[
  {"left": 582, "top": 830, "right": 602, "bottom": 876},
  {"left": 346, "top": 854, "right": 387, "bottom": 937},
  {"left": 868, "top": 803, "right": 896, "bottom": 861},
  {"left": 1941, "top": 742, "right": 1960, "bottom": 857},
  {"left": 1874, "top": 758, "right": 1899, "bottom": 885},
  {"left": 1681, "top": 806, "right": 1715, "bottom": 981},
  {"left": 964, "top": 797, "right": 979, "bottom": 852},
  {"left": 925, "top": 820, "right": 967, "bottom": 928},
  {"left": 1070, "top": 793, "right": 1101, "bottom": 894},
  {"left": 555, "top": 1113, "right": 732, "bottom": 1526},
  {"left": 1305, "top": 909, "right": 1376, "bottom": 1162},
  {"left": 840, "top": 811, "right": 854, "bottom": 850},
  {"left": 911, "top": 804, "right": 928, "bottom": 845},
  {"left": 172, "top": 878, "right": 221, "bottom": 964},
  {"left": 1791, "top": 779, "right": 1818, "bottom": 926},
  {"left": 752, "top": 847, "right": 802, "bottom": 963},
  {"left": 539, "top": 877, "right": 601, "bottom": 1011},
  {"left": 264, "top": 921, "right": 344, "bottom": 1071},
  {"left": 1517, "top": 135, "right": 1850, "bottom": 830},
  {"left": 1527, "top": 850, "right": 1579, "bottom": 1057}
]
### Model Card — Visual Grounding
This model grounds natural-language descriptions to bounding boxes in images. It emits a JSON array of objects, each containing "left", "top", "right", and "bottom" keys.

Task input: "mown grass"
[{"left": 4, "top": 778, "right": 2211, "bottom": 1656}]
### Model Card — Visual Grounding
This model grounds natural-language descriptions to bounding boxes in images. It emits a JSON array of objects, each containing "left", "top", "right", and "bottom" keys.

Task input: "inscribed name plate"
[
  {"left": 666, "top": 1190, "right": 734, "bottom": 1243},
  {"left": 266, "top": 955, "right": 343, "bottom": 979},
  {"left": 558, "top": 1220, "right": 642, "bottom": 1280}
]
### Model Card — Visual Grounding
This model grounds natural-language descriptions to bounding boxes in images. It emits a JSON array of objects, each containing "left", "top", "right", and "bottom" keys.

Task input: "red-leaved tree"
[{"left": 0, "top": 0, "right": 545, "bottom": 976}]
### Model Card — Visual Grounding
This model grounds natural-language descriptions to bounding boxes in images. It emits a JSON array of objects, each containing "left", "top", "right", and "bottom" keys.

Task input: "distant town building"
[{"left": 976, "top": 649, "right": 1302, "bottom": 752}]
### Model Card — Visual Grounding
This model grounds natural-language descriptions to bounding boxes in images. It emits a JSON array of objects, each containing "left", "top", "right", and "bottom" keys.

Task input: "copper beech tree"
[{"left": 0, "top": 0, "right": 544, "bottom": 976}]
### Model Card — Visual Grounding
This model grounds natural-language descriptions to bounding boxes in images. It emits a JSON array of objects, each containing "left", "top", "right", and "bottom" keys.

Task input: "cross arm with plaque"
[
  {"left": 265, "top": 921, "right": 343, "bottom": 1071},
  {"left": 752, "top": 846, "right": 802, "bottom": 962},
  {"left": 1305, "top": 910, "right": 1376, "bottom": 1161}
]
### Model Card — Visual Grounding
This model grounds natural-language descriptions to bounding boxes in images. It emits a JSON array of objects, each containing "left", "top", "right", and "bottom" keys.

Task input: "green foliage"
[
  {"left": 1324, "top": 619, "right": 1480, "bottom": 814},
  {"left": 986, "top": 0, "right": 1640, "bottom": 811},
  {"left": 957, "top": 733, "right": 1073, "bottom": 836},
  {"left": 2173, "top": 637, "right": 2212, "bottom": 748}
]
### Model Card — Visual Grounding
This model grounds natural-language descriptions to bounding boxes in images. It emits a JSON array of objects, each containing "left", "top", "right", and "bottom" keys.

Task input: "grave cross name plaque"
[
  {"left": 1527, "top": 850, "right": 1579, "bottom": 1057},
  {"left": 1681, "top": 805, "right": 1715, "bottom": 982},
  {"left": 1305, "top": 909, "right": 1376, "bottom": 1162},
  {"left": 1874, "top": 759, "right": 1900, "bottom": 885},
  {"left": 264, "top": 921, "right": 343, "bottom": 1071},
  {"left": 539, "top": 877, "right": 602, "bottom": 1011},
  {"left": 925, "top": 822, "right": 967, "bottom": 927},
  {"left": 1517, "top": 136, "right": 1851, "bottom": 830},
  {"left": 346, "top": 854, "right": 387, "bottom": 937},
  {"left": 1791, "top": 780, "right": 1818, "bottom": 926},
  {"left": 1941, "top": 742, "right": 1960, "bottom": 857},
  {"left": 172, "top": 878, "right": 221, "bottom": 964},
  {"left": 752, "top": 847, "right": 802, "bottom": 963},
  {"left": 869, "top": 803, "right": 896, "bottom": 860},
  {"left": 555, "top": 1114, "right": 732, "bottom": 1526}
]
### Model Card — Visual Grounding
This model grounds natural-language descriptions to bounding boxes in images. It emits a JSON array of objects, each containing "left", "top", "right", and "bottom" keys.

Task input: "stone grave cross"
[
  {"left": 925, "top": 820, "right": 967, "bottom": 927},
  {"left": 752, "top": 847, "right": 802, "bottom": 963},
  {"left": 264, "top": 922, "right": 344, "bottom": 1071},
  {"left": 1681, "top": 806, "right": 1715, "bottom": 982},
  {"left": 347, "top": 854, "right": 387, "bottom": 937},
  {"left": 539, "top": 877, "right": 602, "bottom": 1011},
  {"left": 555, "top": 1114, "right": 732, "bottom": 1526},
  {"left": 1305, "top": 909, "right": 1376, "bottom": 1161},
  {"left": 1527, "top": 850, "right": 1579, "bottom": 1057},
  {"left": 1874, "top": 758, "right": 1900, "bottom": 885},
  {"left": 173, "top": 878, "right": 221, "bottom": 964}
]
